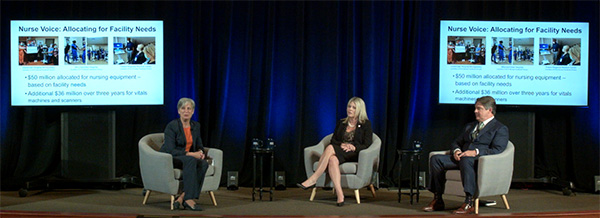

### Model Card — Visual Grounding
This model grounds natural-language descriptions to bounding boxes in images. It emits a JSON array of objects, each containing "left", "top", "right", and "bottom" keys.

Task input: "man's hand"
[
  {"left": 458, "top": 150, "right": 477, "bottom": 158},
  {"left": 453, "top": 150, "right": 462, "bottom": 161}
]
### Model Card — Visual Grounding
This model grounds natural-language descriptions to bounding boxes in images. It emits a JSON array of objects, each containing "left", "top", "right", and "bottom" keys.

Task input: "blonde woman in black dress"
[{"left": 298, "top": 97, "right": 373, "bottom": 206}]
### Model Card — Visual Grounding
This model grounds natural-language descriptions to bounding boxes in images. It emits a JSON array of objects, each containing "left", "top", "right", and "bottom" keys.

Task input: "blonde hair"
[
  {"left": 568, "top": 44, "right": 580, "bottom": 64},
  {"left": 143, "top": 43, "right": 155, "bottom": 61},
  {"left": 343, "top": 97, "right": 369, "bottom": 124}
]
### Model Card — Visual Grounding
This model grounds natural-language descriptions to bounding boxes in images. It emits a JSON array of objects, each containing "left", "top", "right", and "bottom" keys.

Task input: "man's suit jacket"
[
  {"left": 451, "top": 118, "right": 509, "bottom": 156},
  {"left": 160, "top": 118, "right": 205, "bottom": 157}
]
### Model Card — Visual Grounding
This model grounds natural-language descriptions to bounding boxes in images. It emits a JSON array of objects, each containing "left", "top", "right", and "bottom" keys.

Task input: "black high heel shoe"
[
  {"left": 296, "top": 183, "right": 315, "bottom": 190},
  {"left": 182, "top": 201, "right": 203, "bottom": 211},
  {"left": 336, "top": 201, "right": 345, "bottom": 207},
  {"left": 173, "top": 193, "right": 183, "bottom": 210},
  {"left": 172, "top": 201, "right": 181, "bottom": 210}
]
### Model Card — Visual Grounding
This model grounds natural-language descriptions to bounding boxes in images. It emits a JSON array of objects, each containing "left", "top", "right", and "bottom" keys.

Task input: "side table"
[
  {"left": 252, "top": 148, "right": 274, "bottom": 201},
  {"left": 397, "top": 149, "right": 421, "bottom": 205}
]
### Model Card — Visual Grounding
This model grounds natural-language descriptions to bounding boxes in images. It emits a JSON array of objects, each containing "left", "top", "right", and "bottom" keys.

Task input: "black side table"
[
  {"left": 397, "top": 149, "right": 421, "bottom": 205},
  {"left": 252, "top": 148, "right": 274, "bottom": 201}
]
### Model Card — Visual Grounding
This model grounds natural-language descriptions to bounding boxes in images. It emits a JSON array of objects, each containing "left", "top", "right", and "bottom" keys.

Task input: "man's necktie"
[{"left": 472, "top": 122, "right": 484, "bottom": 141}]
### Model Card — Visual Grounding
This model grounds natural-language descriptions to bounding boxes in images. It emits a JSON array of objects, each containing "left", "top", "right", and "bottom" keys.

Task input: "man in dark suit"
[{"left": 423, "top": 96, "right": 509, "bottom": 214}]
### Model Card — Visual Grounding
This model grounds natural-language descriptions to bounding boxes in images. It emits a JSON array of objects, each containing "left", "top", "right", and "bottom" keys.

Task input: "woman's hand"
[
  {"left": 186, "top": 150, "right": 205, "bottom": 159},
  {"left": 341, "top": 143, "right": 356, "bottom": 152}
]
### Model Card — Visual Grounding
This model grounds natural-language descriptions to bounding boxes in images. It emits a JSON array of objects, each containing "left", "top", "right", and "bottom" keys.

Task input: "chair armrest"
[
  {"left": 139, "top": 143, "right": 178, "bottom": 193},
  {"left": 206, "top": 148, "right": 223, "bottom": 180},
  {"left": 355, "top": 134, "right": 381, "bottom": 180},
  {"left": 356, "top": 142, "right": 379, "bottom": 179},
  {"left": 139, "top": 144, "right": 175, "bottom": 174},
  {"left": 477, "top": 141, "right": 515, "bottom": 197},
  {"left": 303, "top": 134, "right": 331, "bottom": 177}
]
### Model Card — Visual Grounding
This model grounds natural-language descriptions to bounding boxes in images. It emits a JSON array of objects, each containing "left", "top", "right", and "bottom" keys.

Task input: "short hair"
[
  {"left": 344, "top": 97, "right": 369, "bottom": 124},
  {"left": 177, "top": 97, "right": 195, "bottom": 110},
  {"left": 476, "top": 96, "right": 496, "bottom": 115}
]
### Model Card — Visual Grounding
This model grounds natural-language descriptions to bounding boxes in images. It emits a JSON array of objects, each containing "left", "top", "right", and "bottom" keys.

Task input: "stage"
[{"left": 1, "top": 187, "right": 598, "bottom": 217}]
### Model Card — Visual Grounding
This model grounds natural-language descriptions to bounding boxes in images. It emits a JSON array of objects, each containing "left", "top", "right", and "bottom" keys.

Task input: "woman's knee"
[
  {"left": 324, "top": 145, "right": 336, "bottom": 155},
  {"left": 328, "top": 156, "right": 339, "bottom": 166}
]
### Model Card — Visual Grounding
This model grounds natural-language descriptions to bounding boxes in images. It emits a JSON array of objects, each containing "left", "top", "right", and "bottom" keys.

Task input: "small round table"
[
  {"left": 252, "top": 148, "right": 274, "bottom": 201},
  {"left": 397, "top": 149, "right": 422, "bottom": 205}
]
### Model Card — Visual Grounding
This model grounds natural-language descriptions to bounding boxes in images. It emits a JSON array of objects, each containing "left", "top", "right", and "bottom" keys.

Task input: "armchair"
[
  {"left": 303, "top": 133, "right": 382, "bottom": 204},
  {"left": 429, "top": 141, "right": 514, "bottom": 214},
  {"left": 138, "top": 133, "right": 223, "bottom": 210}
]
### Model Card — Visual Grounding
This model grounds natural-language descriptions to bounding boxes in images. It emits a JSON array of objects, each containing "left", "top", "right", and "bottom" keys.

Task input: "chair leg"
[
  {"left": 170, "top": 195, "right": 175, "bottom": 211},
  {"left": 142, "top": 190, "right": 151, "bottom": 205},
  {"left": 309, "top": 187, "right": 317, "bottom": 201},
  {"left": 369, "top": 184, "right": 376, "bottom": 198},
  {"left": 209, "top": 191, "right": 217, "bottom": 206},
  {"left": 475, "top": 198, "right": 480, "bottom": 214},
  {"left": 354, "top": 189, "right": 361, "bottom": 204},
  {"left": 501, "top": 195, "right": 510, "bottom": 209}
]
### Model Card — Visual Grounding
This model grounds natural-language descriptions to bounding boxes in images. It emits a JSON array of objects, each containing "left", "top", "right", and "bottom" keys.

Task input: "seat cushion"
[
  {"left": 446, "top": 170, "right": 461, "bottom": 181},
  {"left": 173, "top": 164, "right": 215, "bottom": 180},
  {"left": 312, "top": 161, "right": 358, "bottom": 174}
]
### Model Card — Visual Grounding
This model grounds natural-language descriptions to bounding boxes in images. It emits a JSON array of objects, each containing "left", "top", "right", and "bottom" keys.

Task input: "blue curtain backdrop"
[{"left": 1, "top": 1, "right": 598, "bottom": 191}]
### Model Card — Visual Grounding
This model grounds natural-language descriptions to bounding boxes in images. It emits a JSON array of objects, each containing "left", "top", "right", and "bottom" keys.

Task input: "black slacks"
[
  {"left": 173, "top": 156, "right": 209, "bottom": 200},
  {"left": 428, "top": 154, "right": 478, "bottom": 196}
]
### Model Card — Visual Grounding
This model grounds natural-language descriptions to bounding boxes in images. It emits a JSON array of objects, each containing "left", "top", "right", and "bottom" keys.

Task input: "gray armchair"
[
  {"left": 303, "top": 133, "right": 381, "bottom": 204},
  {"left": 139, "top": 133, "right": 223, "bottom": 210},
  {"left": 429, "top": 141, "right": 514, "bottom": 214}
]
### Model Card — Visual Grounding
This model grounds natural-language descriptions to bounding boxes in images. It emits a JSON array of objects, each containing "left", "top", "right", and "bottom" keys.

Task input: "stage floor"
[{"left": 1, "top": 187, "right": 599, "bottom": 217}]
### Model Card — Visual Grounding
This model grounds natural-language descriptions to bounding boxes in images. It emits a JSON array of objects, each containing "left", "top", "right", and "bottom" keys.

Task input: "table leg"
[
  {"left": 252, "top": 152, "right": 256, "bottom": 201},
  {"left": 270, "top": 152, "right": 274, "bottom": 201},
  {"left": 398, "top": 153, "right": 403, "bottom": 203},
  {"left": 260, "top": 155, "right": 264, "bottom": 200},
  {"left": 416, "top": 154, "right": 420, "bottom": 203},
  {"left": 409, "top": 155, "right": 414, "bottom": 205}
]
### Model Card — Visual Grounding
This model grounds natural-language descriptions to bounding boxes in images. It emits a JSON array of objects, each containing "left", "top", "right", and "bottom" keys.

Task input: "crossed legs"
[
  {"left": 300, "top": 144, "right": 345, "bottom": 203},
  {"left": 327, "top": 155, "right": 344, "bottom": 203}
]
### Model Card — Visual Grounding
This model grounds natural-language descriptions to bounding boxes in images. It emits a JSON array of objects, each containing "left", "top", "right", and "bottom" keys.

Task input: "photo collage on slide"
[
  {"left": 446, "top": 36, "right": 582, "bottom": 67},
  {"left": 17, "top": 36, "right": 157, "bottom": 66}
]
